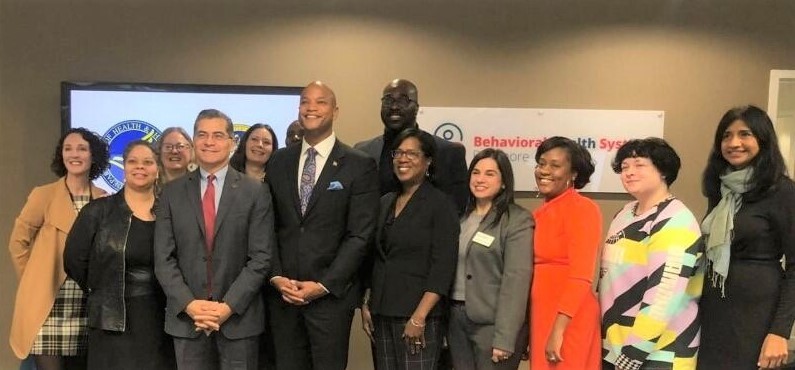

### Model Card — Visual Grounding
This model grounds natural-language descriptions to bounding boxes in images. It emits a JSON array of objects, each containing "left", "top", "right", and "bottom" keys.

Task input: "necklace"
[
  {"left": 632, "top": 194, "right": 675, "bottom": 217},
  {"left": 64, "top": 177, "right": 94, "bottom": 212}
]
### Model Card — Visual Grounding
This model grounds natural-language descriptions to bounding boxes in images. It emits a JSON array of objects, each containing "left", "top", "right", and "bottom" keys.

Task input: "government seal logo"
[{"left": 100, "top": 120, "right": 162, "bottom": 192}]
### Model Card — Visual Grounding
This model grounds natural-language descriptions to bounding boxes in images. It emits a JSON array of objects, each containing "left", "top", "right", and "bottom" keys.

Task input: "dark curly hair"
[
  {"left": 535, "top": 136, "right": 595, "bottom": 189},
  {"left": 51, "top": 127, "right": 110, "bottom": 180},
  {"left": 230, "top": 123, "right": 279, "bottom": 174},
  {"left": 612, "top": 137, "right": 681, "bottom": 186}
]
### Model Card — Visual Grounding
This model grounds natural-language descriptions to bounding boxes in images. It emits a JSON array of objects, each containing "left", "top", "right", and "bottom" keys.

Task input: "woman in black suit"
[{"left": 361, "top": 128, "right": 460, "bottom": 369}]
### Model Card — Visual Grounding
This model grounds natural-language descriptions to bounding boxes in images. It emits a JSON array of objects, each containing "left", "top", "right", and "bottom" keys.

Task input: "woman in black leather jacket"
[{"left": 64, "top": 140, "right": 175, "bottom": 370}]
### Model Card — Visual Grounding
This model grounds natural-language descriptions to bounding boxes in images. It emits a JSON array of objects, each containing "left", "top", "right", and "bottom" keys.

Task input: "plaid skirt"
[{"left": 29, "top": 278, "right": 88, "bottom": 356}]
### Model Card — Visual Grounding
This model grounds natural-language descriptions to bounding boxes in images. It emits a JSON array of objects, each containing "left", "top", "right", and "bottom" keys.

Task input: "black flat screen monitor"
[{"left": 61, "top": 81, "right": 302, "bottom": 192}]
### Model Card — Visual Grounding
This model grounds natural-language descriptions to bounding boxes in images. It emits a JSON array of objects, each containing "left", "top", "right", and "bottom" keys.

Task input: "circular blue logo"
[
  {"left": 101, "top": 120, "right": 162, "bottom": 192},
  {"left": 433, "top": 122, "right": 464, "bottom": 143}
]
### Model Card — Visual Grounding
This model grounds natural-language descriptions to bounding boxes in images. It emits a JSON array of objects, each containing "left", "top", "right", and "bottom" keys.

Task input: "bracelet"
[{"left": 409, "top": 318, "right": 426, "bottom": 328}]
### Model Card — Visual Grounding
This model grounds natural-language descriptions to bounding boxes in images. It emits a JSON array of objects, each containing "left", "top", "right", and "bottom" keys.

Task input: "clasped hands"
[
  {"left": 272, "top": 277, "right": 327, "bottom": 305},
  {"left": 186, "top": 299, "right": 232, "bottom": 335}
]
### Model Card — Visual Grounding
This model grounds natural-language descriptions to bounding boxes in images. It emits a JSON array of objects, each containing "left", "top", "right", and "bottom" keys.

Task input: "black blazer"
[
  {"left": 154, "top": 168, "right": 273, "bottom": 339},
  {"left": 369, "top": 181, "right": 460, "bottom": 318},
  {"left": 354, "top": 133, "right": 468, "bottom": 215},
  {"left": 267, "top": 140, "right": 380, "bottom": 307}
]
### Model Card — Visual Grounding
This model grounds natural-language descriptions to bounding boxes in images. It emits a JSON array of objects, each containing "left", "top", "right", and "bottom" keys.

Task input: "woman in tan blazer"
[
  {"left": 8, "top": 128, "right": 109, "bottom": 370},
  {"left": 448, "top": 148, "right": 534, "bottom": 370}
]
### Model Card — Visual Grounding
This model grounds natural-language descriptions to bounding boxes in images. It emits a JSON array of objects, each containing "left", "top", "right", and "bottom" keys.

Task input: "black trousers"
[{"left": 268, "top": 294, "right": 356, "bottom": 370}]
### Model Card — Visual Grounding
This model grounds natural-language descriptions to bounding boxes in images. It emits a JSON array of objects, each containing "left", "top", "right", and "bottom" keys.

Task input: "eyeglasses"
[
  {"left": 391, "top": 149, "right": 423, "bottom": 160},
  {"left": 195, "top": 132, "right": 231, "bottom": 142},
  {"left": 381, "top": 96, "right": 415, "bottom": 107},
  {"left": 162, "top": 143, "right": 192, "bottom": 152}
]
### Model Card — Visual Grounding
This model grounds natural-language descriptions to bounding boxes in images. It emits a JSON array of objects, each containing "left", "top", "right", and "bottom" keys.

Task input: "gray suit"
[
  {"left": 449, "top": 204, "right": 533, "bottom": 369},
  {"left": 154, "top": 168, "right": 273, "bottom": 340}
]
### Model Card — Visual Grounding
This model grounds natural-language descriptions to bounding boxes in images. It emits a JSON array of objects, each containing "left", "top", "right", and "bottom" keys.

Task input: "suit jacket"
[
  {"left": 461, "top": 204, "right": 533, "bottom": 352},
  {"left": 8, "top": 178, "right": 105, "bottom": 358},
  {"left": 154, "top": 168, "right": 273, "bottom": 339},
  {"left": 354, "top": 132, "right": 468, "bottom": 215},
  {"left": 369, "top": 181, "right": 460, "bottom": 318},
  {"left": 267, "top": 140, "right": 379, "bottom": 307}
]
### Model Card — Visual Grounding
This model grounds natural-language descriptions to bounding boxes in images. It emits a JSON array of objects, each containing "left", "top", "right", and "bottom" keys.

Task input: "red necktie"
[{"left": 202, "top": 174, "right": 216, "bottom": 298}]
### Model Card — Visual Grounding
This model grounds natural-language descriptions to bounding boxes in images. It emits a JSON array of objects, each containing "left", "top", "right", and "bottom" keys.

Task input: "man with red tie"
[{"left": 155, "top": 109, "right": 273, "bottom": 370}]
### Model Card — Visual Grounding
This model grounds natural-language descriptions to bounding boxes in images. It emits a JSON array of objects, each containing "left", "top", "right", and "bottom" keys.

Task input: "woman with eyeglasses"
[
  {"left": 156, "top": 127, "right": 194, "bottom": 183},
  {"left": 447, "top": 148, "right": 533, "bottom": 370},
  {"left": 65, "top": 140, "right": 176, "bottom": 370},
  {"left": 361, "top": 128, "right": 459, "bottom": 369},
  {"left": 230, "top": 123, "right": 279, "bottom": 182},
  {"left": 530, "top": 136, "right": 602, "bottom": 370},
  {"left": 9, "top": 128, "right": 109, "bottom": 370}
]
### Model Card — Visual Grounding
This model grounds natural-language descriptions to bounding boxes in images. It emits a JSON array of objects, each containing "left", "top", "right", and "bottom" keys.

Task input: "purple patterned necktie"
[{"left": 300, "top": 147, "right": 317, "bottom": 215}]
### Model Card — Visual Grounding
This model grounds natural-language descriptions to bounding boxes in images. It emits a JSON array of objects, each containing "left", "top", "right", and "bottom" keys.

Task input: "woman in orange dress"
[{"left": 530, "top": 136, "right": 602, "bottom": 370}]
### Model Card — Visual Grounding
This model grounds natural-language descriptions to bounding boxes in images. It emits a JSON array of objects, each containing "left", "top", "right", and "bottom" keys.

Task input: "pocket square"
[{"left": 327, "top": 181, "right": 344, "bottom": 190}]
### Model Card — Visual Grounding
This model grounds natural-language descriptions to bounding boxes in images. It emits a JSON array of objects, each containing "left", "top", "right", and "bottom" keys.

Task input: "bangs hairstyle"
[
  {"left": 230, "top": 123, "right": 279, "bottom": 174},
  {"left": 51, "top": 127, "right": 110, "bottom": 180},
  {"left": 702, "top": 105, "right": 787, "bottom": 205},
  {"left": 535, "top": 136, "right": 595, "bottom": 189},
  {"left": 465, "top": 148, "right": 516, "bottom": 228},
  {"left": 391, "top": 128, "right": 437, "bottom": 187},
  {"left": 612, "top": 137, "right": 681, "bottom": 186}
]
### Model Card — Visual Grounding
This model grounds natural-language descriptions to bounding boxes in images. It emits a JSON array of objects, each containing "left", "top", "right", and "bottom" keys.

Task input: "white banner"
[{"left": 418, "top": 107, "right": 664, "bottom": 193}]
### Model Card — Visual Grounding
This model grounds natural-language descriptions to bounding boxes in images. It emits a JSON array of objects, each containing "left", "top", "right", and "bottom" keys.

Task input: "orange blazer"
[{"left": 8, "top": 178, "right": 105, "bottom": 358}]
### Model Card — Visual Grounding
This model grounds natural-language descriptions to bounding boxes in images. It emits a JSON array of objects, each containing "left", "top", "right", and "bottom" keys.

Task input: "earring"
[
  {"left": 566, "top": 179, "right": 571, "bottom": 188},
  {"left": 425, "top": 169, "right": 430, "bottom": 177}
]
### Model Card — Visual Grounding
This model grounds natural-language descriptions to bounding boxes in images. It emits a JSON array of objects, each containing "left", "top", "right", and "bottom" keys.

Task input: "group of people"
[{"left": 7, "top": 77, "right": 794, "bottom": 370}]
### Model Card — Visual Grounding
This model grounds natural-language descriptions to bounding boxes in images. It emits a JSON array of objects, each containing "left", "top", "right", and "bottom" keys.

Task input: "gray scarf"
[{"left": 700, "top": 168, "right": 752, "bottom": 296}]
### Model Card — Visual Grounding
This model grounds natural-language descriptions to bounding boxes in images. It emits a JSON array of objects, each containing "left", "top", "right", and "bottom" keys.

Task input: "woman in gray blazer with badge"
[{"left": 448, "top": 148, "right": 534, "bottom": 370}]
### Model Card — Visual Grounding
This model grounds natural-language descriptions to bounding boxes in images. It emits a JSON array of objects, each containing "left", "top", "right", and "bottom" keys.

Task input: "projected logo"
[
  {"left": 433, "top": 122, "right": 464, "bottom": 143},
  {"left": 233, "top": 123, "right": 250, "bottom": 144},
  {"left": 101, "top": 120, "right": 163, "bottom": 192},
  {"left": 232, "top": 124, "right": 250, "bottom": 152}
]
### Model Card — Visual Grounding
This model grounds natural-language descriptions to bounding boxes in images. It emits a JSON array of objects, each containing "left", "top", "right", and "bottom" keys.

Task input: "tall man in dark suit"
[
  {"left": 354, "top": 78, "right": 469, "bottom": 214},
  {"left": 355, "top": 79, "right": 468, "bottom": 369},
  {"left": 266, "top": 81, "right": 380, "bottom": 370},
  {"left": 155, "top": 109, "right": 273, "bottom": 370}
]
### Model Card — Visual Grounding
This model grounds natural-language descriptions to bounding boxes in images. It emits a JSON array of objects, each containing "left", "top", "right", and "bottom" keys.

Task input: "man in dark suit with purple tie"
[{"left": 266, "top": 81, "right": 380, "bottom": 370}]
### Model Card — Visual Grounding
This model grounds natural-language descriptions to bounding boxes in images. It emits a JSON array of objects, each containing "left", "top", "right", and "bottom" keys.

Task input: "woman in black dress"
[
  {"left": 699, "top": 105, "right": 795, "bottom": 369},
  {"left": 64, "top": 140, "right": 176, "bottom": 370}
]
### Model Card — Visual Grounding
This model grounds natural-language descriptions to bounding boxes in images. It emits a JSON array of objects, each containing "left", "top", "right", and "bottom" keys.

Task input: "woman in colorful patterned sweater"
[{"left": 599, "top": 138, "right": 704, "bottom": 370}]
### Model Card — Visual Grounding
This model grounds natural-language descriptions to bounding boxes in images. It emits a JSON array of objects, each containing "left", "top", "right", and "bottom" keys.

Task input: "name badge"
[{"left": 472, "top": 232, "right": 495, "bottom": 248}]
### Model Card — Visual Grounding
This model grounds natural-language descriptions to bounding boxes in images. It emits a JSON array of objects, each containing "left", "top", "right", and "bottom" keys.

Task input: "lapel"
[
  {"left": 381, "top": 182, "right": 431, "bottom": 255},
  {"left": 303, "top": 140, "right": 344, "bottom": 217},
  {"left": 50, "top": 179, "right": 107, "bottom": 233},
  {"left": 283, "top": 144, "right": 303, "bottom": 218},
  {"left": 371, "top": 136, "right": 385, "bottom": 169},
  {"left": 375, "top": 192, "right": 397, "bottom": 258},
  {"left": 214, "top": 169, "right": 241, "bottom": 238},
  {"left": 466, "top": 210, "right": 497, "bottom": 258},
  {"left": 185, "top": 170, "right": 206, "bottom": 238},
  {"left": 50, "top": 179, "right": 77, "bottom": 233}
]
